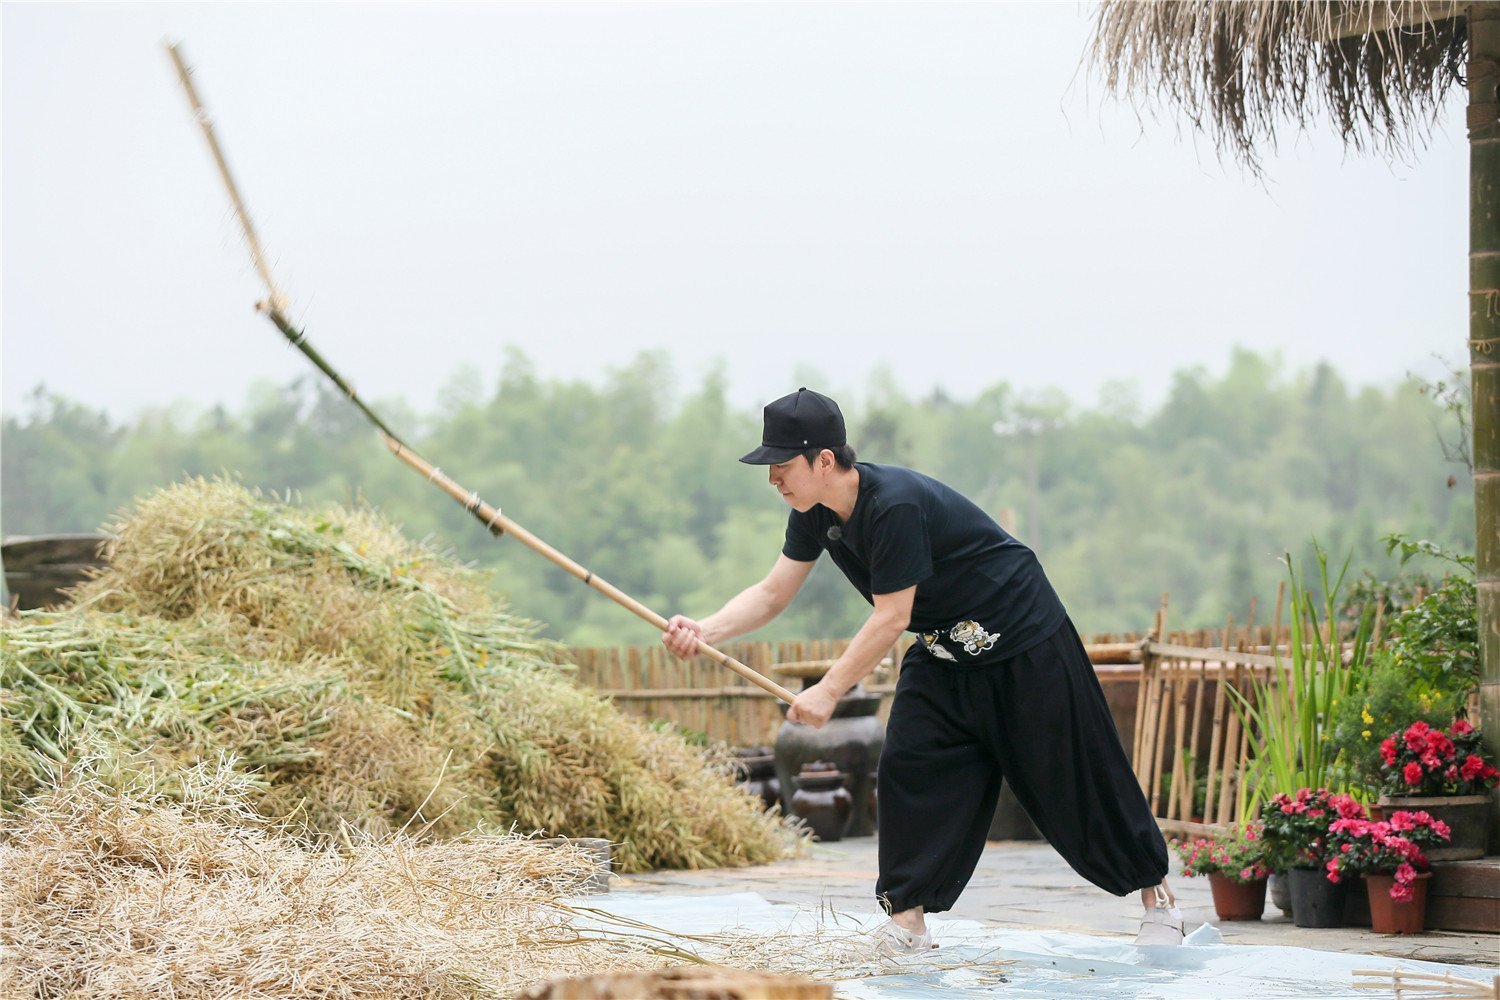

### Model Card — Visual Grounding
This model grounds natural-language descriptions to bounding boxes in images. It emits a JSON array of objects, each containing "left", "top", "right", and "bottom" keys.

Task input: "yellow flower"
[
  {"left": 1362, "top": 730, "right": 1372, "bottom": 739},
  {"left": 1361, "top": 705, "right": 1374, "bottom": 725}
]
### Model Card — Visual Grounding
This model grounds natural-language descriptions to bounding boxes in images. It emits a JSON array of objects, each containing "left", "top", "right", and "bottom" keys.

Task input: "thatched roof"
[{"left": 1089, "top": 1, "right": 1468, "bottom": 169}]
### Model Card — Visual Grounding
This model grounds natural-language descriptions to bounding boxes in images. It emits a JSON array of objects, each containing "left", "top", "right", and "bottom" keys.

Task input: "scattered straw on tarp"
[
  {"left": 2, "top": 476, "right": 800, "bottom": 872},
  {"left": 1, "top": 753, "right": 683, "bottom": 999}
]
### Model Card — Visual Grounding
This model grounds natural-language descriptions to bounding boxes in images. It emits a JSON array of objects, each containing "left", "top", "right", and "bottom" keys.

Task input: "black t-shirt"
[{"left": 782, "top": 463, "right": 1067, "bottom": 663}]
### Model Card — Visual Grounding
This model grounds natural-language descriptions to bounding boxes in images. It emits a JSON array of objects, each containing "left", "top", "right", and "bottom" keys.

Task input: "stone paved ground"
[{"left": 614, "top": 836, "right": 1499, "bottom": 969}]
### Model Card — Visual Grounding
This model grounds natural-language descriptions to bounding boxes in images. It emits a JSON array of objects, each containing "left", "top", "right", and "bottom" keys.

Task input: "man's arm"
[
  {"left": 661, "top": 555, "right": 815, "bottom": 657},
  {"left": 786, "top": 585, "right": 915, "bottom": 728}
]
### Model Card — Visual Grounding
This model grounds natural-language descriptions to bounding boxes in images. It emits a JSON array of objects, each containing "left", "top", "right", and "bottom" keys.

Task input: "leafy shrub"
[{"left": 1325, "top": 652, "right": 1462, "bottom": 798}]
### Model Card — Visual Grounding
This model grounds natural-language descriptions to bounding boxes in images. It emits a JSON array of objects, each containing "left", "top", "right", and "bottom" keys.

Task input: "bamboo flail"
[
  {"left": 165, "top": 43, "right": 795, "bottom": 706},
  {"left": 165, "top": 43, "right": 286, "bottom": 315},
  {"left": 382, "top": 436, "right": 796, "bottom": 704}
]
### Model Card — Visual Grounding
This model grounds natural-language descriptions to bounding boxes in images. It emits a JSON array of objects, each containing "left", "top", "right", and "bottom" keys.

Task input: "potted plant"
[
  {"left": 1260, "top": 788, "right": 1367, "bottom": 928},
  {"left": 1378, "top": 719, "right": 1499, "bottom": 860},
  {"left": 1171, "top": 822, "right": 1273, "bottom": 921},
  {"left": 1325, "top": 810, "right": 1452, "bottom": 934}
]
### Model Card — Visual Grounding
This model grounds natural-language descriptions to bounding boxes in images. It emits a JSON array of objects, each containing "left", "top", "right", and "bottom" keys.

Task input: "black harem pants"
[{"left": 875, "top": 617, "right": 1168, "bottom": 915}]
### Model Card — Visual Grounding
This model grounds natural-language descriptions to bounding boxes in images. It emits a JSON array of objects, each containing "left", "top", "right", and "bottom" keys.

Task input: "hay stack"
[
  {"left": 2, "top": 755, "right": 671, "bottom": 998},
  {"left": 3, "top": 477, "right": 798, "bottom": 871}
]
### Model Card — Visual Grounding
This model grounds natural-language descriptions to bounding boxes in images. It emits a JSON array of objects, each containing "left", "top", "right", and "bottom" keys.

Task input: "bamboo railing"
[{"left": 565, "top": 621, "right": 1296, "bottom": 835}]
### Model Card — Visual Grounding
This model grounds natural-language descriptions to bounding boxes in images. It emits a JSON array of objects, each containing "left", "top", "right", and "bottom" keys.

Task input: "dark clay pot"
[
  {"left": 1288, "top": 866, "right": 1346, "bottom": 928},
  {"left": 789, "top": 761, "right": 854, "bottom": 842},
  {"left": 774, "top": 683, "right": 883, "bottom": 837},
  {"left": 1268, "top": 871, "right": 1293, "bottom": 918},
  {"left": 732, "top": 746, "right": 781, "bottom": 813}
]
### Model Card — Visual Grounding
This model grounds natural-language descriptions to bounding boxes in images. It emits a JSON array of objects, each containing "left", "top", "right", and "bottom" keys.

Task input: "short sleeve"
[
  {"left": 781, "top": 510, "right": 822, "bottom": 562},
  {"left": 867, "top": 502, "right": 933, "bottom": 594}
]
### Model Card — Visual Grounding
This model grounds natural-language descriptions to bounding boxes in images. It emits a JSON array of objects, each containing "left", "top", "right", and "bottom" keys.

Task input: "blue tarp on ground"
[{"left": 574, "top": 891, "right": 1499, "bottom": 999}]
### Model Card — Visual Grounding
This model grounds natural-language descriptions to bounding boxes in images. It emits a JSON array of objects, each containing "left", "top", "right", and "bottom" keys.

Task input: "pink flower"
[
  {"left": 1403, "top": 762, "right": 1425, "bottom": 786},
  {"left": 1395, "top": 862, "right": 1416, "bottom": 883},
  {"left": 1390, "top": 882, "right": 1414, "bottom": 903},
  {"left": 1332, "top": 795, "right": 1367, "bottom": 820},
  {"left": 1461, "top": 756, "right": 1486, "bottom": 781}
]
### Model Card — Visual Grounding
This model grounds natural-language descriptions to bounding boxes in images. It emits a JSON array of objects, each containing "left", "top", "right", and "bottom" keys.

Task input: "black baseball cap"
[{"left": 739, "top": 387, "right": 847, "bottom": 464}]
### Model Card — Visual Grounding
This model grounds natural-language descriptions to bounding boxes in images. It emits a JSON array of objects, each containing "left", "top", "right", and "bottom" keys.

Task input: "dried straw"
[
  {"left": 2, "top": 753, "right": 675, "bottom": 999},
  {"left": 3, "top": 477, "right": 800, "bottom": 871},
  {"left": 1088, "top": 1, "right": 1466, "bottom": 169}
]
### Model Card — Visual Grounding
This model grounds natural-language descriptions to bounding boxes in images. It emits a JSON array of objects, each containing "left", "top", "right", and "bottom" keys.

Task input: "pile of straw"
[
  {"left": 2, "top": 754, "right": 672, "bottom": 998},
  {"left": 2, "top": 477, "right": 797, "bottom": 871}
]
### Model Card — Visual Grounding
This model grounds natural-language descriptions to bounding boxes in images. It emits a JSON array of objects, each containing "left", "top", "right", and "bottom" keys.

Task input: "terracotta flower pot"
[
  {"left": 1364, "top": 871, "right": 1431, "bottom": 935},
  {"left": 1377, "top": 795, "right": 1490, "bottom": 861},
  {"left": 1208, "top": 873, "right": 1268, "bottom": 921}
]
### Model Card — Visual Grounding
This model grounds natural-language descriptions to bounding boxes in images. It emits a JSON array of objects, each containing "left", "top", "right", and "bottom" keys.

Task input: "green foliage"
[
  {"left": 2, "top": 348, "right": 1475, "bottom": 646},
  {"left": 1230, "top": 546, "right": 1374, "bottom": 816},
  {"left": 1376, "top": 533, "right": 1479, "bottom": 695},
  {"left": 1325, "top": 652, "right": 1461, "bottom": 799}
]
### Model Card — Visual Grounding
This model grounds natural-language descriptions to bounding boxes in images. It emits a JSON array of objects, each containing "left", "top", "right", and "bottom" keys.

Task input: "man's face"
[{"left": 768, "top": 454, "right": 825, "bottom": 512}]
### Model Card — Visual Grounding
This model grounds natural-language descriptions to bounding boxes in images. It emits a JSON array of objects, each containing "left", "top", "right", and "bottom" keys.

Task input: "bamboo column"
[{"left": 1468, "top": 1, "right": 1500, "bottom": 850}]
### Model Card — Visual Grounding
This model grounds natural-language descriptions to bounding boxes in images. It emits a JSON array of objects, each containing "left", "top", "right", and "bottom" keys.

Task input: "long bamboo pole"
[
  {"left": 165, "top": 41, "right": 796, "bottom": 706},
  {"left": 382, "top": 434, "right": 796, "bottom": 702}
]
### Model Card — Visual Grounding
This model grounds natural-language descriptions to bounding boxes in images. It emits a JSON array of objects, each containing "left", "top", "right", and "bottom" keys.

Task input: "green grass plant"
[{"left": 1230, "top": 545, "right": 1374, "bottom": 819}]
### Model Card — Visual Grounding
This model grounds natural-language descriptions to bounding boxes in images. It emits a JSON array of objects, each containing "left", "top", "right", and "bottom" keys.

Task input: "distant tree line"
[{"left": 2, "top": 347, "right": 1473, "bottom": 645}]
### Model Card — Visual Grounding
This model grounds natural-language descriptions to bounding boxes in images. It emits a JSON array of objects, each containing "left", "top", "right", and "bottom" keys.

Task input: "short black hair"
[{"left": 801, "top": 443, "right": 857, "bottom": 470}]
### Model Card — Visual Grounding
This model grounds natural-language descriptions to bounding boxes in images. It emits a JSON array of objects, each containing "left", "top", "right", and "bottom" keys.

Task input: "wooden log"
[
  {"left": 1216, "top": 662, "right": 1243, "bottom": 825},
  {"left": 520, "top": 964, "right": 833, "bottom": 1000},
  {"left": 1185, "top": 653, "right": 1209, "bottom": 820},
  {"left": 1087, "top": 641, "right": 1146, "bottom": 664},
  {"left": 1202, "top": 637, "right": 1231, "bottom": 829},
  {"left": 1150, "top": 662, "right": 1174, "bottom": 815}
]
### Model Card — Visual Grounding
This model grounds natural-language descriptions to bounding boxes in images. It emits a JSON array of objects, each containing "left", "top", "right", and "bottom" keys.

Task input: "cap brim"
[{"left": 739, "top": 444, "right": 805, "bottom": 465}]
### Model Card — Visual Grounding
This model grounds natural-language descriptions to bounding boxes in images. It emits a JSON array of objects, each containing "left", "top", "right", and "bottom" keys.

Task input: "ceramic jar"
[
  {"left": 773, "top": 678, "right": 884, "bottom": 837},
  {"left": 732, "top": 746, "right": 781, "bottom": 813},
  {"left": 789, "top": 761, "right": 854, "bottom": 842}
]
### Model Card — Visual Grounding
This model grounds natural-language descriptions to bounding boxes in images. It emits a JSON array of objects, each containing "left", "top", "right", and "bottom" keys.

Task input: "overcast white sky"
[{"left": 2, "top": 2, "right": 1470, "bottom": 424}]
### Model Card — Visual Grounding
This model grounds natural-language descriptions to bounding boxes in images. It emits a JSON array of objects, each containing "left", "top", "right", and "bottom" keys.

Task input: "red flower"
[
  {"left": 1403, "top": 762, "right": 1424, "bottom": 786},
  {"left": 1452, "top": 719, "right": 1474, "bottom": 735},
  {"left": 1404, "top": 722, "right": 1431, "bottom": 751},
  {"left": 1380, "top": 738, "right": 1398, "bottom": 766}
]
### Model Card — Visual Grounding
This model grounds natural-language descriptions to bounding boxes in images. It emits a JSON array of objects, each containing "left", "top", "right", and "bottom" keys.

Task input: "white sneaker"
[
  {"left": 1135, "top": 887, "right": 1184, "bottom": 946},
  {"left": 848, "top": 919, "right": 936, "bottom": 959}
]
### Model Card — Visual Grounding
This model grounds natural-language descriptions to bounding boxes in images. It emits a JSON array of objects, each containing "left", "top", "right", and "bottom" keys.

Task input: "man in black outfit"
[{"left": 662, "top": 388, "right": 1180, "bottom": 954}]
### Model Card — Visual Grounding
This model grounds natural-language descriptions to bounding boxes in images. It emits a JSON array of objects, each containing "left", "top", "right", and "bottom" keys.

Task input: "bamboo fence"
[{"left": 565, "top": 619, "right": 1303, "bottom": 834}]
